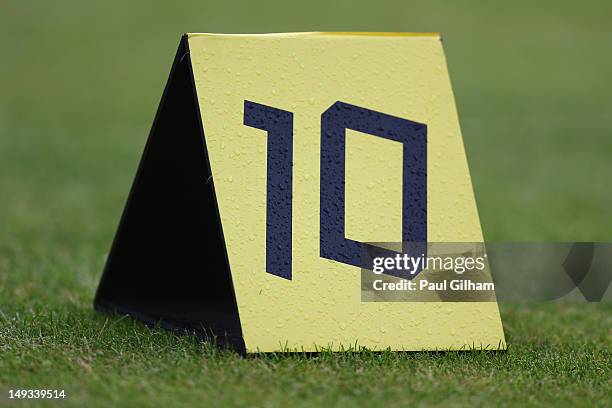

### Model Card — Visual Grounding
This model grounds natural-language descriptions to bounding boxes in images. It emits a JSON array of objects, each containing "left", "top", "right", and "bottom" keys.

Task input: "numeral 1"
[{"left": 244, "top": 101, "right": 294, "bottom": 280}]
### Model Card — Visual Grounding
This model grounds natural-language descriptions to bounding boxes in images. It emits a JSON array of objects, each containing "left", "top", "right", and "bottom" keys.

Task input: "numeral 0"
[{"left": 244, "top": 101, "right": 427, "bottom": 280}]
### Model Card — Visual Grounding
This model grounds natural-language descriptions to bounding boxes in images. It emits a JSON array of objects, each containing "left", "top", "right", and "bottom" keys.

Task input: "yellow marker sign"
[{"left": 95, "top": 33, "right": 506, "bottom": 353}]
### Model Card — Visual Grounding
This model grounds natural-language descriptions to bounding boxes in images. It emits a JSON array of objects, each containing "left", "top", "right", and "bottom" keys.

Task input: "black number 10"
[{"left": 244, "top": 100, "right": 427, "bottom": 280}]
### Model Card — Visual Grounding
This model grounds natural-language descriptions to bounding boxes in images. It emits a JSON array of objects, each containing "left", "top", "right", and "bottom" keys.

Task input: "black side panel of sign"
[{"left": 94, "top": 36, "right": 245, "bottom": 354}]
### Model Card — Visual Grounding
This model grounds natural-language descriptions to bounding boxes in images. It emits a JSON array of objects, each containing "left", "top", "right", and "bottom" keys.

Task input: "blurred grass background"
[{"left": 0, "top": 1, "right": 610, "bottom": 406}]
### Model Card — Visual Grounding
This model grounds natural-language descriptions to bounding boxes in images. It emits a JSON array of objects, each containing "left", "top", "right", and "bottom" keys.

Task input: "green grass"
[
  {"left": 1, "top": 0, "right": 611, "bottom": 406},
  {"left": 1, "top": 301, "right": 610, "bottom": 406}
]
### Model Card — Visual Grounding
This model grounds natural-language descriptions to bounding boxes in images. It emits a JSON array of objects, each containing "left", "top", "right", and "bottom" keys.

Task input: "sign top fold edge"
[{"left": 186, "top": 32, "right": 441, "bottom": 39}]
